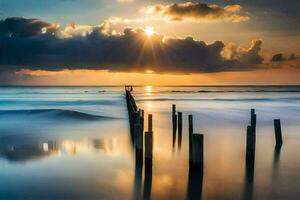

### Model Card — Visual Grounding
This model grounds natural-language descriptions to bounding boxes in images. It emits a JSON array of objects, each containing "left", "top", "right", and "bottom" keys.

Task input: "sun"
[{"left": 145, "top": 26, "right": 154, "bottom": 37}]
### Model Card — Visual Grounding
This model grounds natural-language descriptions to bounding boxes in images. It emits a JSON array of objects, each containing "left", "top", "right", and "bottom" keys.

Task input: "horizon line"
[{"left": 0, "top": 84, "right": 300, "bottom": 87}]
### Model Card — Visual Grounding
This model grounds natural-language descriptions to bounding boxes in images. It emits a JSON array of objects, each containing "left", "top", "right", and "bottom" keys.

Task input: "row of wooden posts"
[
  {"left": 172, "top": 104, "right": 204, "bottom": 169},
  {"left": 246, "top": 108, "right": 283, "bottom": 164},
  {"left": 174, "top": 105, "right": 284, "bottom": 168},
  {"left": 126, "top": 86, "right": 284, "bottom": 170},
  {"left": 125, "top": 86, "right": 153, "bottom": 165}
]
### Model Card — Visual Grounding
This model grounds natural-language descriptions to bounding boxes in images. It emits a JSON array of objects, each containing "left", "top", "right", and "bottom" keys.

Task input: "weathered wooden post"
[
  {"left": 188, "top": 115, "right": 193, "bottom": 136},
  {"left": 135, "top": 133, "right": 143, "bottom": 166},
  {"left": 246, "top": 125, "right": 255, "bottom": 164},
  {"left": 172, "top": 104, "right": 176, "bottom": 116},
  {"left": 143, "top": 157, "right": 152, "bottom": 200},
  {"left": 144, "top": 116, "right": 153, "bottom": 200},
  {"left": 251, "top": 114, "right": 256, "bottom": 128},
  {"left": 187, "top": 163, "right": 203, "bottom": 200},
  {"left": 251, "top": 109, "right": 255, "bottom": 117},
  {"left": 148, "top": 114, "right": 152, "bottom": 132},
  {"left": 172, "top": 129, "right": 176, "bottom": 149},
  {"left": 178, "top": 112, "right": 182, "bottom": 133},
  {"left": 274, "top": 119, "right": 283, "bottom": 147},
  {"left": 178, "top": 112, "right": 182, "bottom": 149},
  {"left": 172, "top": 104, "right": 177, "bottom": 136},
  {"left": 134, "top": 111, "right": 143, "bottom": 164},
  {"left": 133, "top": 151, "right": 143, "bottom": 200},
  {"left": 191, "top": 133, "right": 204, "bottom": 169},
  {"left": 250, "top": 109, "right": 256, "bottom": 134},
  {"left": 188, "top": 115, "right": 193, "bottom": 162},
  {"left": 130, "top": 86, "right": 133, "bottom": 91},
  {"left": 145, "top": 131, "right": 153, "bottom": 163},
  {"left": 141, "top": 109, "right": 144, "bottom": 133},
  {"left": 135, "top": 123, "right": 143, "bottom": 151}
]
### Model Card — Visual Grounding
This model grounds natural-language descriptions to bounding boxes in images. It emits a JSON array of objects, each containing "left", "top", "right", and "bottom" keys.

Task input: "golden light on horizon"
[
  {"left": 145, "top": 101, "right": 153, "bottom": 112},
  {"left": 145, "top": 26, "right": 154, "bottom": 37},
  {"left": 145, "top": 85, "right": 152, "bottom": 92},
  {"left": 146, "top": 70, "right": 154, "bottom": 74}
]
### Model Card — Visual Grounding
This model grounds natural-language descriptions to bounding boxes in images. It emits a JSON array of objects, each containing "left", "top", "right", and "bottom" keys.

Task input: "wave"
[
  {"left": 0, "top": 109, "right": 116, "bottom": 121},
  {"left": 0, "top": 99, "right": 122, "bottom": 106}
]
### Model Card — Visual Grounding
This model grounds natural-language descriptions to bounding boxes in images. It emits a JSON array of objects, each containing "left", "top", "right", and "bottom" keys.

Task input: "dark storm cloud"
[
  {"left": 272, "top": 53, "right": 298, "bottom": 62},
  {"left": 0, "top": 17, "right": 264, "bottom": 73},
  {"left": 0, "top": 17, "right": 58, "bottom": 37}
]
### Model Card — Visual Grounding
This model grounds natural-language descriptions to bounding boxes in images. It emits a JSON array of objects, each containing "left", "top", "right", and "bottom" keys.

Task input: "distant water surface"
[{"left": 0, "top": 86, "right": 300, "bottom": 200}]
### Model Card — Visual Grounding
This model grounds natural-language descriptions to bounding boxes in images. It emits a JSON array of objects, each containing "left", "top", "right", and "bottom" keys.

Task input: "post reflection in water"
[
  {"left": 178, "top": 129, "right": 182, "bottom": 151},
  {"left": 243, "top": 159, "right": 255, "bottom": 200},
  {"left": 132, "top": 142, "right": 153, "bottom": 200},
  {"left": 273, "top": 146, "right": 281, "bottom": 172},
  {"left": 133, "top": 155, "right": 143, "bottom": 200},
  {"left": 186, "top": 165, "right": 204, "bottom": 200},
  {"left": 173, "top": 130, "right": 176, "bottom": 151},
  {"left": 143, "top": 160, "right": 153, "bottom": 200},
  {"left": 270, "top": 145, "right": 282, "bottom": 199}
]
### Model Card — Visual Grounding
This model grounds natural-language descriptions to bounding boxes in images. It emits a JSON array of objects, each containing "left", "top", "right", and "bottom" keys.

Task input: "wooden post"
[
  {"left": 187, "top": 163, "right": 203, "bottom": 200},
  {"left": 178, "top": 112, "right": 182, "bottom": 133},
  {"left": 172, "top": 104, "right": 177, "bottom": 128},
  {"left": 143, "top": 157, "right": 152, "bottom": 200},
  {"left": 246, "top": 125, "right": 255, "bottom": 164},
  {"left": 172, "top": 105, "right": 177, "bottom": 136},
  {"left": 178, "top": 112, "right": 182, "bottom": 149},
  {"left": 172, "top": 114, "right": 177, "bottom": 134},
  {"left": 133, "top": 150, "right": 143, "bottom": 200},
  {"left": 134, "top": 123, "right": 143, "bottom": 151},
  {"left": 250, "top": 109, "right": 256, "bottom": 134},
  {"left": 148, "top": 114, "right": 152, "bottom": 132},
  {"left": 251, "top": 114, "right": 256, "bottom": 128},
  {"left": 188, "top": 115, "right": 193, "bottom": 162},
  {"left": 251, "top": 109, "right": 255, "bottom": 117},
  {"left": 134, "top": 122, "right": 143, "bottom": 165},
  {"left": 274, "top": 119, "right": 283, "bottom": 147},
  {"left": 191, "top": 134, "right": 204, "bottom": 168},
  {"left": 172, "top": 126, "right": 176, "bottom": 149},
  {"left": 172, "top": 104, "right": 176, "bottom": 116},
  {"left": 145, "top": 131, "right": 153, "bottom": 162},
  {"left": 188, "top": 115, "right": 193, "bottom": 136},
  {"left": 141, "top": 109, "right": 144, "bottom": 133}
]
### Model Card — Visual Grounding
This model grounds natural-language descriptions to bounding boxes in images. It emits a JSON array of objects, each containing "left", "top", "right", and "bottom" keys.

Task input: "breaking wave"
[{"left": 0, "top": 109, "right": 115, "bottom": 121}]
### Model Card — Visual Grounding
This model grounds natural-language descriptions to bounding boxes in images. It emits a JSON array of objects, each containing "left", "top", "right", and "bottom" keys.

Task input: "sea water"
[{"left": 0, "top": 86, "right": 299, "bottom": 200}]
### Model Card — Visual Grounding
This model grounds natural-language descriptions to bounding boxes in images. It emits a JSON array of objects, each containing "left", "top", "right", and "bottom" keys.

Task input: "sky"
[{"left": 0, "top": 0, "right": 299, "bottom": 85}]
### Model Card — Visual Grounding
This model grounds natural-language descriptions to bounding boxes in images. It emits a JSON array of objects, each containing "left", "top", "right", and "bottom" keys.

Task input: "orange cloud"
[{"left": 141, "top": 2, "right": 250, "bottom": 23}]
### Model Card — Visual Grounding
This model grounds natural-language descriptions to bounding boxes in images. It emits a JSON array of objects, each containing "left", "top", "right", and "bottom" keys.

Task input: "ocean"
[{"left": 0, "top": 86, "right": 300, "bottom": 200}]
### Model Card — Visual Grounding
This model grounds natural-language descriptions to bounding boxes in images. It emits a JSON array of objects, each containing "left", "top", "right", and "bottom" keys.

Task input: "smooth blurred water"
[{"left": 0, "top": 86, "right": 299, "bottom": 200}]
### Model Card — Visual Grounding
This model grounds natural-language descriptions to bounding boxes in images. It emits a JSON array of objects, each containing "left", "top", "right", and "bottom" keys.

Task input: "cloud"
[
  {"left": 140, "top": 2, "right": 250, "bottom": 23},
  {"left": 272, "top": 53, "right": 298, "bottom": 62},
  {"left": 0, "top": 17, "right": 265, "bottom": 74},
  {"left": 222, "top": 39, "right": 264, "bottom": 65},
  {"left": 0, "top": 17, "right": 59, "bottom": 37}
]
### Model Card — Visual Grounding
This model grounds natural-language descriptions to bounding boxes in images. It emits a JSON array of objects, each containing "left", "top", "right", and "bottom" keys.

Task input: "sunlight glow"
[
  {"left": 145, "top": 102, "right": 153, "bottom": 112},
  {"left": 145, "top": 85, "right": 152, "bottom": 92},
  {"left": 146, "top": 70, "right": 154, "bottom": 74},
  {"left": 145, "top": 26, "right": 154, "bottom": 37}
]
